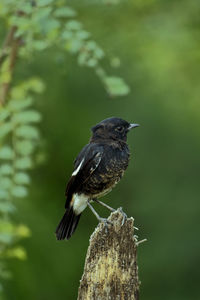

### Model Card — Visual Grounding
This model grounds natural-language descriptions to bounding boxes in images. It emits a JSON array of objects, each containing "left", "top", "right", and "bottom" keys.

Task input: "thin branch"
[
  {"left": 0, "top": 26, "right": 20, "bottom": 106},
  {"left": 0, "top": 7, "right": 29, "bottom": 106},
  {"left": 0, "top": 26, "right": 17, "bottom": 68}
]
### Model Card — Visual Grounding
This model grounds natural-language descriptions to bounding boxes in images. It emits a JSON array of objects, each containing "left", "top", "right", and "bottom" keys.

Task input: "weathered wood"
[{"left": 78, "top": 209, "right": 140, "bottom": 300}]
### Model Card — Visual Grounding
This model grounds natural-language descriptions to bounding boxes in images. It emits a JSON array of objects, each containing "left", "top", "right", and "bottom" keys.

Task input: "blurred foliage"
[
  {"left": 0, "top": 0, "right": 130, "bottom": 295},
  {"left": 0, "top": 78, "right": 43, "bottom": 291},
  {"left": 1, "top": 0, "right": 200, "bottom": 300},
  {"left": 0, "top": 0, "right": 130, "bottom": 97}
]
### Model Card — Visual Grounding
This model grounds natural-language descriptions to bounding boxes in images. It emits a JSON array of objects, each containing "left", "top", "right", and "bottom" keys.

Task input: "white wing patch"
[
  {"left": 73, "top": 193, "right": 88, "bottom": 215},
  {"left": 72, "top": 158, "right": 84, "bottom": 176}
]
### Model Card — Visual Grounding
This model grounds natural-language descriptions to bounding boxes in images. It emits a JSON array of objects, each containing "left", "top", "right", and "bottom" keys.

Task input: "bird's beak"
[{"left": 128, "top": 123, "right": 140, "bottom": 130}]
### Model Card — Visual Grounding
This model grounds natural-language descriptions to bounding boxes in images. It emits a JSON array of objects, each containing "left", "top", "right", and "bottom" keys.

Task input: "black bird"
[{"left": 55, "top": 117, "right": 139, "bottom": 240}]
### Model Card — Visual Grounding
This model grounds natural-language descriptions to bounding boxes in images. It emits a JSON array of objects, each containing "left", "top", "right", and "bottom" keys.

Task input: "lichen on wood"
[{"left": 78, "top": 209, "right": 140, "bottom": 300}]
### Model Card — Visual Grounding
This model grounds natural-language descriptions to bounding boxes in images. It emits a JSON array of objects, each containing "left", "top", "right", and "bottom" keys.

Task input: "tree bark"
[{"left": 78, "top": 209, "right": 140, "bottom": 300}]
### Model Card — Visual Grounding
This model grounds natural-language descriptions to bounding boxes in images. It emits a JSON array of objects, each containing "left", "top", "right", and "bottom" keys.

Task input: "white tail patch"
[
  {"left": 73, "top": 193, "right": 88, "bottom": 215},
  {"left": 72, "top": 158, "right": 84, "bottom": 176}
]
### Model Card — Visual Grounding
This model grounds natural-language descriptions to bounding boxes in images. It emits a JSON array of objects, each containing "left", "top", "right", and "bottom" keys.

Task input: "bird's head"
[{"left": 91, "top": 117, "right": 139, "bottom": 142}]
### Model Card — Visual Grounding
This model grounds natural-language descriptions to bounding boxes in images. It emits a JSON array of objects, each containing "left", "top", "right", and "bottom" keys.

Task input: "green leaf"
[
  {"left": 11, "top": 186, "right": 28, "bottom": 198},
  {"left": 0, "top": 189, "right": 9, "bottom": 200},
  {"left": 65, "top": 39, "right": 83, "bottom": 54},
  {"left": 66, "top": 20, "right": 82, "bottom": 31},
  {"left": 78, "top": 52, "right": 90, "bottom": 66},
  {"left": 110, "top": 57, "right": 120, "bottom": 68},
  {"left": 0, "top": 177, "right": 12, "bottom": 189},
  {"left": 76, "top": 30, "right": 90, "bottom": 40},
  {"left": 11, "top": 16, "right": 32, "bottom": 37},
  {"left": 0, "top": 233, "right": 13, "bottom": 244},
  {"left": 103, "top": 76, "right": 130, "bottom": 96},
  {"left": 0, "top": 146, "right": 14, "bottom": 160},
  {"left": 13, "top": 110, "right": 42, "bottom": 124},
  {"left": 20, "top": 3, "right": 32, "bottom": 14},
  {"left": 14, "top": 173, "right": 30, "bottom": 185},
  {"left": 42, "top": 18, "right": 60, "bottom": 33},
  {"left": 16, "top": 224, "right": 31, "bottom": 238},
  {"left": 54, "top": 6, "right": 77, "bottom": 18},
  {"left": 33, "top": 40, "right": 49, "bottom": 51},
  {"left": 11, "top": 78, "right": 45, "bottom": 95},
  {"left": 0, "top": 108, "right": 10, "bottom": 121},
  {"left": 85, "top": 41, "right": 97, "bottom": 51},
  {"left": 0, "top": 123, "right": 13, "bottom": 138},
  {"left": 0, "top": 164, "right": 13, "bottom": 175},
  {"left": 95, "top": 67, "right": 106, "bottom": 79},
  {"left": 25, "top": 78, "right": 45, "bottom": 93},
  {"left": 32, "top": 7, "right": 52, "bottom": 22},
  {"left": 61, "top": 30, "right": 73, "bottom": 40},
  {"left": 16, "top": 140, "right": 35, "bottom": 156},
  {"left": 37, "top": 0, "right": 53, "bottom": 6},
  {"left": 87, "top": 58, "right": 98, "bottom": 67},
  {"left": 94, "top": 47, "right": 104, "bottom": 59},
  {"left": 8, "top": 97, "right": 33, "bottom": 111},
  {"left": 6, "top": 246, "right": 27, "bottom": 260},
  {"left": 10, "top": 85, "right": 26, "bottom": 99},
  {"left": 15, "top": 125, "right": 39, "bottom": 139},
  {"left": 14, "top": 157, "right": 32, "bottom": 170},
  {"left": 0, "top": 202, "right": 16, "bottom": 213},
  {"left": 0, "top": 220, "right": 13, "bottom": 232}
]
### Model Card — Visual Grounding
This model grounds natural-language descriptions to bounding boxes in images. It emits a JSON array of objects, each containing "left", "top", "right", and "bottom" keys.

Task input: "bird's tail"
[{"left": 55, "top": 207, "right": 81, "bottom": 240}]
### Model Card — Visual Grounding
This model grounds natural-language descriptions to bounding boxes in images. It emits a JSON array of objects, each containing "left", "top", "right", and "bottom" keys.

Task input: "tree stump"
[{"left": 78, "top": 209, "right": 140, "bottom": 300}]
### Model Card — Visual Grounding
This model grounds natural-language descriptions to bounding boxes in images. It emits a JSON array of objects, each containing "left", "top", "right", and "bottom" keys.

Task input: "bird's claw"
[
  {"left": 99, "top": 217, "right": 112, "bottom": 233},
  {"left": 119, "top": 207, "right": 127, "bottom": 226}
]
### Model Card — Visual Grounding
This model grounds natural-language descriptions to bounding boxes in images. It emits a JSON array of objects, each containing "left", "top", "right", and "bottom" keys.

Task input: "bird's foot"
[
  {"left": 87, "top": 201, "right": 112, "bottom": 233},
  {"left": 99, "top": 217, "right": 112, "bottom": 233}
]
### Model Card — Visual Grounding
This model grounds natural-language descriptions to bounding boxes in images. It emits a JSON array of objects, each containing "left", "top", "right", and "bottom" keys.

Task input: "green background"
[{"left": 2, "top": 0, "right": 200, "bottom": 299}]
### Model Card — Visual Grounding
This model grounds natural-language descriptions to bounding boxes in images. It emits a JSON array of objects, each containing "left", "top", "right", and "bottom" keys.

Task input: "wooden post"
[{"left": 78, "top": 209, "right": 140, "bottom": 300}]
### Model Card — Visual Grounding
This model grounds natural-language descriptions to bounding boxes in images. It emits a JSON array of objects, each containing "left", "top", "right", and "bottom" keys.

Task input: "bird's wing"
[{"left": 65, "top": 144, "right": 103, "bottom": 208}]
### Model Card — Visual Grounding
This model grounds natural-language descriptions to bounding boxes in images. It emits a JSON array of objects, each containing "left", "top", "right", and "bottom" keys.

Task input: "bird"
[{"left": 55, "top": 117, "right": 139, "bottom": 240}]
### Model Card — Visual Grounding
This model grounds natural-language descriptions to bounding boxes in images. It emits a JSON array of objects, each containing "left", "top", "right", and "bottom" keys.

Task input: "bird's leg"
[
  {"left": 93, "top": 199, "right": 115, "bottom": 212},
  {"left": 93, "top": 200, "right": 129, "bottom": 226},
  {"left": 87, "top": 201, "right": 112, "bottom": 231},
  {"left": 87, "top": 201, "right": 102, "bottom": 221}
]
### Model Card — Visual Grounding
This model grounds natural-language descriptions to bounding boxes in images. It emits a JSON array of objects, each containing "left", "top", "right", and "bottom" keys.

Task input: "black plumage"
[{"left": 55, "top": 117, "right": 139, "bottom": 240}]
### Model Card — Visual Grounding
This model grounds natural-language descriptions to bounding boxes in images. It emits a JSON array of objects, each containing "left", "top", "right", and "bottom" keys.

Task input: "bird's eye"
[{"left": 116, "top": 126, "right": 124, "bottom": 132}]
